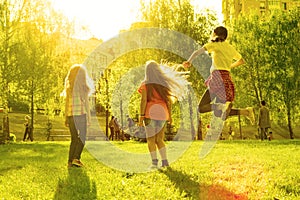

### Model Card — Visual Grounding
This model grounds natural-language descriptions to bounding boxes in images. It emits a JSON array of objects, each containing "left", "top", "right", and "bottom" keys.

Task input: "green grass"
[{"left": 0, "top": 140, "right": 299, "bottom": 200}]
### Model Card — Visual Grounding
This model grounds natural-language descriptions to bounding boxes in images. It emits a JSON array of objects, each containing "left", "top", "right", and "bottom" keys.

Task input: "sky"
[{"left": 51, "top": 0, "right": 223, "bottom": 41}]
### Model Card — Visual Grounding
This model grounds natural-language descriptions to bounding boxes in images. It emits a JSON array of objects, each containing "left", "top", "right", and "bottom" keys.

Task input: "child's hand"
[
  {"left": 65, "top": 120, "right": 69, "bottom": 127},
  {"left": 168, "top": 117, "right": 172, "bottom": 125},
  {"left": 183, "top": 61, "right": 191, "bottom": 68},
  {"left": 138, "top": 116, "right": 144, "bottom": 126}
]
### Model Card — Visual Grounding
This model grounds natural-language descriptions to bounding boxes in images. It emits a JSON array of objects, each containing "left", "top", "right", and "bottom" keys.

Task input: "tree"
[
  {"left": 0, "top": 0, "right": 74, "bottom": 139},
  {"left": 139, "top": 0, "right": 218, "bottom": 139},
  {"left": 16, "top": 0, "right": 74, "bottom": 134},
  {"left": 231, "top": 9, "right": 300, "bottom": 139},
  {"left": 0, "top": 0, "right": 27, "bottom": 112},
  {"left": 0, "top": 0, "right": 29, "bottom": 139}
]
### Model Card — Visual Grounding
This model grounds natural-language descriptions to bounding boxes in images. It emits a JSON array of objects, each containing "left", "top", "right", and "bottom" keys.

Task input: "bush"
[{"left": 8, "top": 97, "right": 29, "bottom": 112}]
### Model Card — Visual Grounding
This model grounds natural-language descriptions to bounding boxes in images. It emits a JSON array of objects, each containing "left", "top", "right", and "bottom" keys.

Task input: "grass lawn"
[{"left": 0, "top": 140, "right": 299, "bottom": 200}]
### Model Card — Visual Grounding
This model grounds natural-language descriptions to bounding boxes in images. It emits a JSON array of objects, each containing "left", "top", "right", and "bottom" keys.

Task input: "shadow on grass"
[
  {"left": 161, "top": 168, "right": 200, "bottom": 199},
  {"left": 162, "top": 168, "right": 248, "bottom": 200},
  {"left": 53, "top": 168, "right": 97, "bottom": 200}
]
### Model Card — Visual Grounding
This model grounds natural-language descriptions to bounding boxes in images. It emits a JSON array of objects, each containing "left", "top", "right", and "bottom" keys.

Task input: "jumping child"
[{"left": 184, "top": 26, "right": 255, "bottom": 126}]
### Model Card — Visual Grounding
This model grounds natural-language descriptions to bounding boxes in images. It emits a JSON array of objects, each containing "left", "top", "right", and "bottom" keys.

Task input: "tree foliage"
[
  {"left": 231, "top": 9, "right": 300, "bottom": 138},
  {"left": 90, "top": 0, "right": 219, "bottom": 130},
  {"left": 0, "top": 0, "right": 74, "bottom": 134}
]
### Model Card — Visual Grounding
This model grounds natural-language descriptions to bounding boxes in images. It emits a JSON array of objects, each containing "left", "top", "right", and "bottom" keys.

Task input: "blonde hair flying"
[{"left": 144, "top": 60, "right": 189, "bottom": 102}]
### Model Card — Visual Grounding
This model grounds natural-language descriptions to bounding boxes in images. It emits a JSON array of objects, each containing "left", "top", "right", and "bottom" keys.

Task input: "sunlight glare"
[
  {"left": 51, "top": 0, "right": 223, "bottom": 40},
  {"left": 51, "top": 0, "right": 140, "bottom": 40}
]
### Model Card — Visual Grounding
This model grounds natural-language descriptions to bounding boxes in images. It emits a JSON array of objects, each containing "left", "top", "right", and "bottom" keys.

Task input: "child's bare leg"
[
  {"left": 156, "top": 127, "right": 167, "bottom": 160},
  {"left": 156, "top": 126, "right": 169, "bottom": 167},
  {"left": 198, "top": 89, "right": 213, "bottom": 113},
  {"left": 147, "top": 136, "right": 157, "bottom": 161}
]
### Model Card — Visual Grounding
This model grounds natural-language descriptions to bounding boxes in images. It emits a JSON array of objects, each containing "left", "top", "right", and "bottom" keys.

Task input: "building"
[{"left": 222, "top": 0, "right": 300, "bottom": 25}]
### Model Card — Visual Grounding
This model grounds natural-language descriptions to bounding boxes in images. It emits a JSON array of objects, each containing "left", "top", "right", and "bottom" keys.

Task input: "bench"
[
  {"left": 46, "top": 129, "right": 107, "bottom": 141},
  {"left": 46, "top": 129, "right": 69, "bottom": 141}
]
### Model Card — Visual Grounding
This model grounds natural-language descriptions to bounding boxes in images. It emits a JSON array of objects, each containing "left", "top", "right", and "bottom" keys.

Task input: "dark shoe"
[
  {"left": 213, "top": 110, "right": 222, "bottom": 117},
  {"left": 149, "top": 159, "right": 159, "bottom": 170},
  {"left": 161, "top": 160, "right": 169, "bottom": 168},
  {"left": 212, "top": 104, "right": 221, "bottom": 117}
]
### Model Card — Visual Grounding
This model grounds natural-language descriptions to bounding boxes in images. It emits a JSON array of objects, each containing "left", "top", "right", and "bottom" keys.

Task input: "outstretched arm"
[{"left": 183, "top": 47, "right": 206, "bottom": 67}]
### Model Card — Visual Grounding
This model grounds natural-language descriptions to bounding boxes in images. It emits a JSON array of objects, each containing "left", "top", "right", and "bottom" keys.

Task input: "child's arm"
[
  {"left": 183, "top": 47, "right": 206, "bottom": 67},
  {"left": 230, "top": 58, "right": 245, "bottom": 68},
  {"left": 139, "top": 89, "right": 147, "bottom": 126},
  {"left": 167, "top": 101, "right": 172, "bottom": 125},
  {"left": 84, "top": 94, "right": 91, "bottom": 126},
  {"left": 64, "top": 94, "right": 69, "bottom": 127}
]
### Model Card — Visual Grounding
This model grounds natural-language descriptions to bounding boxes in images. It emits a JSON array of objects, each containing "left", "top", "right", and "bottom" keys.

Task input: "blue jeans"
[{"left": 67, "top": 114, "right": 87, "bottom": 163}]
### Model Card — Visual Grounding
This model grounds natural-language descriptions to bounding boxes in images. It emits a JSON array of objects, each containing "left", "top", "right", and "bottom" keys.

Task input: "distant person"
[
  {"left": 183, "top": 26, "right": 255, "bottom": 125},
  {"left": 138, "top": 60, "right": 188, "bottom": 169},
  {"left": 206, "top": 124, "right": 212, "bottom": 140},
  {"left": 127, "top": 114, "right": 135, "bottom": 135},
  {"left": 228, "top": 126, "right": 234, "bottom": 141},
  {"left": 63, "top": 64, "right": 94, "bottom": 168},
  {"left": 23, "top": 115, "right": 33, "bottom": 141},
  {"left": 114, "top": 118, "right": 122, "bottom": 141},
  {"left": 268, "top": 131, "right": 273, "bottom": 141},
  {"left": 109, "top": 116, "right": 115, "bottom": 140},
  {"left": 258, "top": 100, "right": 271, "bottom": 141}
]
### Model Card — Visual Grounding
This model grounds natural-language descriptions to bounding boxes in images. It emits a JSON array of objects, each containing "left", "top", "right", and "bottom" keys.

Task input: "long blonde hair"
[
  {"left": 143, "top": 60, "right": 188, "bottom": 103},
  {"left": 62, "top": 64, "right": 94, "bottom": 98}
]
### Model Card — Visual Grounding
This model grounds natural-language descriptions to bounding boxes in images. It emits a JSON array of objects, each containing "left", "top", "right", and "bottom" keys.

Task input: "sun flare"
[{"left": 51, "top": 0, "right": 223, "bottom": 40}]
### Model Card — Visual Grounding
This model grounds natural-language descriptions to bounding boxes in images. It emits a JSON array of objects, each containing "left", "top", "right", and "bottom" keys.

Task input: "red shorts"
[{"left": 205, "top": 70, "right": 235, "bottom": 103}]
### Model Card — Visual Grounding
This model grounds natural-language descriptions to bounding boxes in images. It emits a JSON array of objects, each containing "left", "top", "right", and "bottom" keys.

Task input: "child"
[
  {"left": 184, "top": 26, "right": 255, "bottom": 124},
  {"left": 113, "top": 117, "right": 122, "bottom": 141},
  {"left": 63, "top": 64, "right": 94, "bottom": 168},
  {"left": 138, "top": 60, "right": 188, "bottom": 169}
]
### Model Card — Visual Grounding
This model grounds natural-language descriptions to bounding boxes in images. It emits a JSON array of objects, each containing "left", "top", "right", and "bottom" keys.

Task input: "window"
[
  {"left": 260, "top": 1, "right": 266, "bottom": 9},
  {"left": 283, "top": 2, "right": 287, "bottom": 10}
]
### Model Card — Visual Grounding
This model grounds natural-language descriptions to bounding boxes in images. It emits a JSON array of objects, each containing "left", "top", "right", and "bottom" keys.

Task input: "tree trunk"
[
  {"left": 30, "top": 80, "right": 34, "bottom": 140},
  {"left": 188, "top": 93, "right": 195, "bottom": 140},
  {"left": 197, "top": 115, "right": 203, "bottom": 140},
  {"left": 287, "top": 110, "right": 294, "bottom": 139}
]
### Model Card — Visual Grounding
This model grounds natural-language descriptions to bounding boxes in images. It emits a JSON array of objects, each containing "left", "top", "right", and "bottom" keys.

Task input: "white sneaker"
[{"left": 149, "top": 164, "right": 158, "bottom": 170}]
